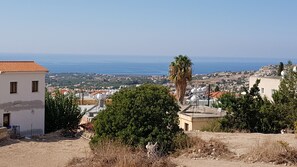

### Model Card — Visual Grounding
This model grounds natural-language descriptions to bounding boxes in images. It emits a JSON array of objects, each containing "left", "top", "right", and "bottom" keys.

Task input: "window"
[
  {"left": 185, "top": 123, "right": 189, "bottom": 131},
  {"left": 32, "top": 81, "right": 39, "bottom": 92},
  {"left": 10, "top": 82, "right": 17, "bottom": 94},
  {"left": 261, "top": 88, "right": 264, "bottom": 94}
]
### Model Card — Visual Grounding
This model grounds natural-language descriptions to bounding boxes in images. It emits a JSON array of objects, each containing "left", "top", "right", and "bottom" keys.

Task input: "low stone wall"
[{"left": 0, "top": 127, "right": 8, "bottom": 141}]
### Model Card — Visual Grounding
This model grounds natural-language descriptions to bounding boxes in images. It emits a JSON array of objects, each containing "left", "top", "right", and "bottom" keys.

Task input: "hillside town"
[{"left": 0, "top": 1, "right": 296, "bottom": 167}]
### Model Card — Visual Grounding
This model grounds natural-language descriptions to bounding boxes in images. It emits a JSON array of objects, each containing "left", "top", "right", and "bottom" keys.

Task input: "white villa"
[
  {"left": 0, "top": 61, "right": 48, "bottom": 136},
  {"left": 249, "top": 76, "right": 281, "bottom": 101}
]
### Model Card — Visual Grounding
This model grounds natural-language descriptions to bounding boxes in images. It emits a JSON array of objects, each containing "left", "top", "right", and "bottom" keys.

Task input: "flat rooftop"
[
  {"left": 181, "top": 112, "right": 224, "bottom": 118},
  {"left": 180, "top": 105, "right": 225, "bottom": 118}
]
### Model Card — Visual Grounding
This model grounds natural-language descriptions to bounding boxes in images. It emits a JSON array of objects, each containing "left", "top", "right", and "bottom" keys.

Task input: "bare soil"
[
  {"left": 172, "top": 132, "right": 297, "bottom": 167},
  {"left": 1, "top": 131, "right": 297, "bottom": 167},
  {"left": 0, "top": 132, "right": 90, "bottom": 167}
]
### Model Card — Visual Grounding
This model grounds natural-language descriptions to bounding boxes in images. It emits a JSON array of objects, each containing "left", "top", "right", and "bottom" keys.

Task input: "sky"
[{"left": 0, "top": 0, "right": 296, "bottom": 59}]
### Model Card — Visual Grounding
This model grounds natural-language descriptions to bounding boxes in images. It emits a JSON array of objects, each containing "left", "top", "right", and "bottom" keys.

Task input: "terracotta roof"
[
  {"left": 210, "top": 91, "right": 226, "bottom": 99},
  {"left": 0, "top": 61, "right": 48, "bottom": 73}
]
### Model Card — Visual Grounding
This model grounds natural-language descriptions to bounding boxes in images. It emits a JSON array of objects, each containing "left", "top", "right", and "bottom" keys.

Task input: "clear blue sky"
[{"left": 0, "top": 0, "right": 296, "bottom": 59}]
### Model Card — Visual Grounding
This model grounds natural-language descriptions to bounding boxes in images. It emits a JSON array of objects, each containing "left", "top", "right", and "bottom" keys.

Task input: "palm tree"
[{"left": 169, "top": 55, "right": 193, "bottom": 104}]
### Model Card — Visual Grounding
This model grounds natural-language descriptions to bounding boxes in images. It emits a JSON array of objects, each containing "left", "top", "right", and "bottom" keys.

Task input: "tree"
[
  {"left": 214, "top": 85, "right": 220, "bottom": 92},
  {"left": 272, "top": 63, "right": 297, "bottom": 129},
  {"left": 91, "top": 84, "right": 181, "bottom": 153},
  {"left": 220, "top": 80, "right": 264, "bottom": 132},
  {"left": 169, "top": 55, "right": 193, "bottom": 104},
  {"left": 277, "top": 62, "right": 284, "bottom": 76},
  {"left": 45, "top": 90, "right": 83, "bottom": 134},
  {"left": 212, "top": 92, "right": 237, "bottom": 110}
]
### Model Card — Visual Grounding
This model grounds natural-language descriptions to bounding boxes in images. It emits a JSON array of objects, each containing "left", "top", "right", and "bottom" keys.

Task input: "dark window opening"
[
  {"left": 3, "top": 113, "right": 10, "bottom": 127},
  {"left": 10, "top": 82, "right": 17, "bottom": 94},
  {"left": 32, "top": 81, "right": 38, "bottom": 92}
]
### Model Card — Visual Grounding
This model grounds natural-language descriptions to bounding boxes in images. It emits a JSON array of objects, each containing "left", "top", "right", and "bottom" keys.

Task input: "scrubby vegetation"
[
  {"left": 68, "top": 135, "right": 233, "bottom": 167},
  {"left": 242, "top": 140, "right": 297, "bottom": 165},
  {"left": 173, "top": 134, "right": 233, "bottom": 159},
  {"left": 67, "top": 140, "right": 175, "bottom": 167},
  {"left": 91, "top": 84, "right": 181, "bottom": 153}
]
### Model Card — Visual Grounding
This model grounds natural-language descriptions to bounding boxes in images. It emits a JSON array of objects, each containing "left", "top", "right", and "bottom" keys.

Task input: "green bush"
[
  {"left": 45, "top": 90, "right": 83, "bottom": 134},
  {"left": 91, "top": 84, "right": 181, "bottom": 153}
]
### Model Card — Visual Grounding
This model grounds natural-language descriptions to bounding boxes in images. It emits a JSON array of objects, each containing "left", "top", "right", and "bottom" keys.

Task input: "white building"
[
  {"left": 249, "top": 76, "right": 281, "bottom": 101},
  {"left": 0, "top": 61, "right": 48, "bottom": 136}
]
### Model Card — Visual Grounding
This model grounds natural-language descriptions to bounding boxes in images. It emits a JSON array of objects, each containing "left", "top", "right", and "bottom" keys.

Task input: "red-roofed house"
[
  {"left": 210, "top": 91, "right": 227, "bottom": 101},
  {"left": 0, "top": 61, "right": 48, "bottom": 136}
]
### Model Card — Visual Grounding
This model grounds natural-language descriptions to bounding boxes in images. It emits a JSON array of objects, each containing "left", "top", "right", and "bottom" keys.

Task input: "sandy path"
[{"left": 0, "top": 135, "right": 90, "bottom": 167}]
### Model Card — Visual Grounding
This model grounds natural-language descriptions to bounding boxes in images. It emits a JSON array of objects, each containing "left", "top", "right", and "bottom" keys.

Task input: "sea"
[{"left": 0, "top": 53, "right": 295, "bottom": 75}]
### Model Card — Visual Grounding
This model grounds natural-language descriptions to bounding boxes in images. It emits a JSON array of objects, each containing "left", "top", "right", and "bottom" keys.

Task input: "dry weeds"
[
  {"left": 241, "top": 140, "right": 297, "bottom": 165},
  {"left": 176, "top": 137, "right": 234, "bottom": 159},
  {"left": 67, "top": 140, "right": 176, "bottom": 167}
]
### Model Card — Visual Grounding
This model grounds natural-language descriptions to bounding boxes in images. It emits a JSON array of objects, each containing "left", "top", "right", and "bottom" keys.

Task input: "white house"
[
  {"left": 0, "top": 61, "right": 48, "bottom": 136},
  {"left": 249, "top": 76, "right": 281, "bottom": 101}
]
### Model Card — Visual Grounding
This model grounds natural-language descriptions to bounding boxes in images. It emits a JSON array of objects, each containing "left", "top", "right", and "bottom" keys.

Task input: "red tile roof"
[
  {"left": 0, "top": 61, "right": 48, "bottom": 73},
  {"left": 210, "top": 91, "right": 226, "bottom": 99}
]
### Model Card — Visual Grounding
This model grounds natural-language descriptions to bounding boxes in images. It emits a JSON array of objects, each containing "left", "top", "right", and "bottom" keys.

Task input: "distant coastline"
[{"left": 0, "top": 53, "right": 295, "bottom": 75}]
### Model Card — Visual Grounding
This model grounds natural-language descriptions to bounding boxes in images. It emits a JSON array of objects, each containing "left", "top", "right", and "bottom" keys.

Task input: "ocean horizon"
[{"left": 0, "top": 53, "right": 295, "bottom": 75}]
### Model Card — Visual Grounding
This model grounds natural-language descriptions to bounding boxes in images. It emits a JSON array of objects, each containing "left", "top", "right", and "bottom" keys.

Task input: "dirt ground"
[
  {"left": 0, "top": 131, "right": 297, "bottom": 167},
  {"left": 0, "top": 132, "right": 91, "bottom": 167},
  {"left": 173, "top": 132, "right": 297, "bottom": 167}
]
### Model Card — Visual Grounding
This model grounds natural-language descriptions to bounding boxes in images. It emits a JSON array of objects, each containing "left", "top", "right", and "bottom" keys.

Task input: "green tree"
[
  {"left": 91, "top": 84, "right": 181, "bottom": 153},
  {"left": 272, "top": 63, "right": 297, "bottom": 129},
  {"left": 258, "top": 98, "right": 286, "bottom": 133},
  {"left": 220, "top": 80, "right": 264, "bottom": 132},
  {"left": 212, "top": 92, "right": 237, "bottom": 110},
  {"left": 45, "top": 90, "right": 83, "bottom": 134},
  {"left": 277, "top": 62, "right": 284, "bottom": 76},
  {"left": 214, "top": 85, "right": 220, "bottom": 92},
  {"left": 169, "top": 55, "right": 193, "bottom": 104}
]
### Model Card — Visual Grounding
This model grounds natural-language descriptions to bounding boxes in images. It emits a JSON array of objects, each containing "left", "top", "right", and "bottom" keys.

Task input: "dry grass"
[
  {"left": 241, "top": 140, "right": 297, "bottom": 165},
  {"left": 175, "top": 136, "right": 233, "bottom": 159},
  {"left": 67, "top": 140, "right": 176, "bottom": 167}
]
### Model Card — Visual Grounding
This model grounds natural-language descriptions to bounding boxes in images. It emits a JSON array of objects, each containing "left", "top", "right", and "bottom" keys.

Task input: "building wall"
[
  {"left": 179, "top": 113, "right": 221, "bottom": 131},
  {"left": 249, "top": 76, "right": 281, "bottom": 101},
  {"left": 0, "top": 72, "right": 46, "bottom": 136}
]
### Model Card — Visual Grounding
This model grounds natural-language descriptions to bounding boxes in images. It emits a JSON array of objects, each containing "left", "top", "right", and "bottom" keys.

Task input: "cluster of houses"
[{"left": 0, "top": 60, "right": 285, "bottom": 138}]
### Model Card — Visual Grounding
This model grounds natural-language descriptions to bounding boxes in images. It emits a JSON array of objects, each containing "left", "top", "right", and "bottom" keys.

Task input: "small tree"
[
  {"left": 45, "top": 90, "right": 83, "bottom": 134},
  {"left": 214, "top": 85, "right": 220, "bottom": 92},
  {"left": 91, "top": 84, "right": 181, "bottom": 153},
  {"left": 277, "top": 62, "right": 284, "bottom": 76}
]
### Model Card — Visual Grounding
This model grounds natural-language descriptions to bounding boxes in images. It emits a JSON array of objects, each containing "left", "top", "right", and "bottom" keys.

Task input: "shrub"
[
  {"left": 175, "top": 136, "right": 233, "bottom": 159},
  {"left": 91, "top": 84, "right": 181, "bottom": 153},
  {"left": 67, "top": 140, "right": 176, "bottom": 167},
  {"left": 242, "top": 140, "right": 297, "bottom": 165}
]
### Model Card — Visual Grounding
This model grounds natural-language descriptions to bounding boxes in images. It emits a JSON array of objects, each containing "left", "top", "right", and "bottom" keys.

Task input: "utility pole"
[{"left": 207, "top": 84, "right": 211, "bottom": 106}]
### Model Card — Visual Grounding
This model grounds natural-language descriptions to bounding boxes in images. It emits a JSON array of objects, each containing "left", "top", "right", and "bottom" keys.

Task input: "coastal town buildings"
[
  {"left": 249, "top": 76, "right": 281, "bottom": 101},
  {"left": 0, "top": 61, "right": 48, "bottom": 136}
]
